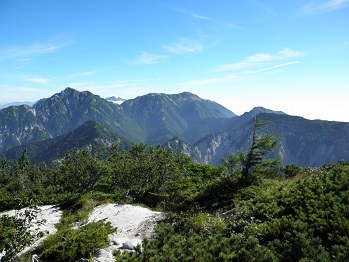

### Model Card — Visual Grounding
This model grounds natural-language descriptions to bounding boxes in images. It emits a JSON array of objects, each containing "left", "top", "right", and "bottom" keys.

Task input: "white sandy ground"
[
  {"left": 0, "top": 204, "right": 164, "bottom": 261},
  {"left": 0, "top": 205, "right": 62, "bottom": 259}
]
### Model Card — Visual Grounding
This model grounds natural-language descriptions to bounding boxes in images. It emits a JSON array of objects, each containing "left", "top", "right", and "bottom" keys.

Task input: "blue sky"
[{"left": 0, "top": 0, "right": 348, "bottom": 121}]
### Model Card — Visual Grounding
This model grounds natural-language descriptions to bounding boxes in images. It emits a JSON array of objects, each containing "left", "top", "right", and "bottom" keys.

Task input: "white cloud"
[
  {"left": 131, "top": 52, "right": 168, "bottom": 65},
  {"left": 6, "top": 42, "right": 69, "bottom": 58},
  {"left": 163, "top": 39, "right": 203, "bottom": 55},
  {"left": 247, "top": 49, "right": 300, "bottom": 63},
  {"left": 26, "top": 78, "right": 50, "bottom": 84},
  {"left": 247, "top": 53, "right": 273, "bottom": 63},
  {"left": 214, "top": 48, "right": 301, "bottom": 72},
  {"left": 244, "top": 61, "right": 300, "bottom": 74},
  {"left": 278, "top": 48, "right": 300, "bottom": 58},
  {"left": 170, "top": 7, "right": 239, "bottom": 29},
  {"left": 0, "top": 38, "right": 73, "bottom": 65},
  {"left": 301, "top": 0, "right": 349, "bottom": 14}
]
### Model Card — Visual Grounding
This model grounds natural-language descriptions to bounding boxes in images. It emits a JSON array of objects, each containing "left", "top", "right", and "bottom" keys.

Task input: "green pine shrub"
[{"left": 36, "top": 221, "right": 115, "bottom": 262}]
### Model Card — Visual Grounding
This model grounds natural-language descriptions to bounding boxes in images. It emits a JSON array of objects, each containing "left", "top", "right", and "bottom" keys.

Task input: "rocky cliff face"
[
  {"left": 279, "top": 131, "right": 349, "bottom": 166},
  {"left": 0, "top": 105, "right": 50, "bottom": 152},
  {"left": 183, "top": 113, "right": 349, "bottom": 167}
]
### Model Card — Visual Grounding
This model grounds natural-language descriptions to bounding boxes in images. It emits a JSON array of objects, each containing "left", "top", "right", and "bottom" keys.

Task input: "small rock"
[
  {"left": 94, "top": 249, "right": 114, "bottom": 262},
  {"left": 122, "top": 239, "right": 140, "bottom": 250}
]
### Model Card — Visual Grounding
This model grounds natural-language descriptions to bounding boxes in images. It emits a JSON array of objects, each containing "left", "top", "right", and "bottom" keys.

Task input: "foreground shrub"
[
  {"left": 37, "top": 221, "right": 115, "bottom": 261},
  {"left": 0, "top": 207, "right": 42, "bottom": 261}
]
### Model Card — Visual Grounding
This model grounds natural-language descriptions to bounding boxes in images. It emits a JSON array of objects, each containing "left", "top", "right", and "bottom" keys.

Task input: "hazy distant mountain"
[
  {"left": 0, "top": 101, "right": 35, "bottom": 110},
  {"left": 182, "top": 106, "right": 284, "bottom": 144},
  {"left": 261, "top": 113, "right": 349, "bottom": 166},
  {"left": 170, "top": 112, "right": 349, "bottom": 167},
  {"left": 105, "top": 96, "right": 126, "bottom": 104}
]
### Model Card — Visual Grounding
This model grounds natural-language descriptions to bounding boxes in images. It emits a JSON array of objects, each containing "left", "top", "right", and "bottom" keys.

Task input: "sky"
[{"left": 0, "top": 0, "right": 348, "bottom": 121}]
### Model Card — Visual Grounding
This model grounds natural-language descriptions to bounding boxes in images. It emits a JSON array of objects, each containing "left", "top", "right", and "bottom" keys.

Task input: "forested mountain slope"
[
  {"left": 120, "top": 92, "right": 236, "bottom": 144},
  {"left": 3, "top": 120, "right": 132, "bottom": 164},
  {"left": 0, "top": 88, "right": 235, "bottom": 152}
]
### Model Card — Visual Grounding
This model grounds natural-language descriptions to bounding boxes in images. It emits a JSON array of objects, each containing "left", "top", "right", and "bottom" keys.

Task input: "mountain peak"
[
  {"left": 244, "top": 107, "right": 285, "bottom": 118},
  {"left": 63, "top": 87, "right": 76, "bottom": 92},
  {"left": 59, "top": 87, "right": 87, "bottom": 97},
  {"left": 178, "top": 92, "right": 200, "bottom": 100}
]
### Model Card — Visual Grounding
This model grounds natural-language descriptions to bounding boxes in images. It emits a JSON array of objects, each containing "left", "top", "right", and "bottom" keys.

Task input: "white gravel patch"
[
  {"left": 0, "top": 205, "right": 62, "bottom": 257},
  {"left": 88, "top": 204, "right": 164, "bottom": 260}
]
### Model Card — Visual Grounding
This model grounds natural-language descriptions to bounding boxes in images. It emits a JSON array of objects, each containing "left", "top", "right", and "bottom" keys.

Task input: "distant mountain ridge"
[
  {"left": 1, "top": 87, "right": 349, "bottom": 167},
  {"left": 105, "top": 96, "right": 126, "bottom": 104},
  {"left": 0, "top": 87, "right": 235, "bottom": 151},
  {"left": 120, "top": 92, "right": 236, "bottom": 144},
  {"left": 0, "top": 101, "right": 35, "bottom": 110},
  {"left": 166, "top": 113, "right": 349, "bottom": 166}
]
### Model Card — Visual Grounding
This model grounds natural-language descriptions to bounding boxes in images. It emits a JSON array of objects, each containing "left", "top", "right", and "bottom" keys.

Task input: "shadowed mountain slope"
[
  {"left": 3, "top": 120, "right": 132, "bottom": 164},
  {"left": 168, "top": 112, "right": 349, "bottom": 167}
]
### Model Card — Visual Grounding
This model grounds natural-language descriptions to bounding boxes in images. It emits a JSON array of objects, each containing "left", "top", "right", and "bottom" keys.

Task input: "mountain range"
[
  {"left": 105, "top": 96, "right": 126, "bottom": 104},
  {"left": 1, "top": 87, "right": 348, "bottom": 166}
]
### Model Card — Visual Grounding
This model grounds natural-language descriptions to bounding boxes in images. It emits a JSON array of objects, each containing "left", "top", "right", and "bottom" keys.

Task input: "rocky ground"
[
  {"left": 0, "top": 203, "right": 164, "bottom": 261},
  {"left": 88, "top": 204, "right": 164, "bottom": 261}
]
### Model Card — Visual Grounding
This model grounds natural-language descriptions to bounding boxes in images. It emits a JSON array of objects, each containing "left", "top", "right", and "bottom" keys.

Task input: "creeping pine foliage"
[
  {"left": 0, "top": 200, "right": 45, "bottom": 261},
  {"left": 1, "top": 118, "right": 349, "bottom": 261},
  {"left": 36, "top": 221, "right": 116, "bottom": 262}
]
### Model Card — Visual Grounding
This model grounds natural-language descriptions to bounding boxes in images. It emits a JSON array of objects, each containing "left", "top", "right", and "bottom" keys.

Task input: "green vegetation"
[
  {"left": 1, "top": 118, "right": 349, "bottom": 261},
  {"left": 36, "top": 221, "right": 115, "bottom": 261},
  {"left": 0, "top": 202, "right": 44, "bottom": 261}
]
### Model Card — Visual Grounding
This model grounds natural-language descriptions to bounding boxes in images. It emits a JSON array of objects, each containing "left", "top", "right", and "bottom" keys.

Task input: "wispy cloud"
[
  {"left": 0, "top": 38, "right": 73, "bottom": 66},
  {"left": 182, "top": 74, "right": 237, "bottom": 87},
  {"left": 163, "top": 39, "right": 203, "bottom": 55},
  {"left": 25, "top": 78, "right": 50, "bottom": 84},
  {"left": 9, "top": 44, "right": 62, "bottom": 56},
  {"left": 14, "top": 58, "right": 32, "bottom": 69},
  {"left": 5, "top": 42, "right": 70, "bottom": 59},
  {"left": 301, "top": 0, "right": 349, "bottom": 14},
  {"left": 130, "top": 52, "right": 168, "bottom": 65},
  {"left": 214, "top": 48, "right": 301, "bottom": 72},
  {"left": 244, "top": 61, "right": 300, "bottom": 74},
  {"left": 171, "top": 7, "right": 240, "bottom": 29}
]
